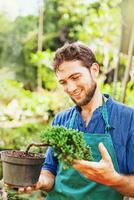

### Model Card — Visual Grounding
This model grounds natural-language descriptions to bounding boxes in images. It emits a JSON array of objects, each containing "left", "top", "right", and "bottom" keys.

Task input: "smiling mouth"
[{"left": 72, "top": 91, "right": 81, "bottom": 99}]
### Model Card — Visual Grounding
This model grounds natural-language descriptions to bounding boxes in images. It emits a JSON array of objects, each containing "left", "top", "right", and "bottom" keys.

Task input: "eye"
[
  {"left": 60, "top": 81, "right": 66, "bottom": 85},
  {"left": 72, "top": 75, "right": 80, "bottom": 80}
]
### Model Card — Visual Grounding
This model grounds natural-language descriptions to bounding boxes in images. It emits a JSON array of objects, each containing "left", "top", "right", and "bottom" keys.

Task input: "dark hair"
[{"left": 53, "top": 42, "right": 97, "bottom": 72}]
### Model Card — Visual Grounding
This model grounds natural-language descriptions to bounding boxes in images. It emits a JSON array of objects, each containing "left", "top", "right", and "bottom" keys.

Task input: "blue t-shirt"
[{"left": 43, "top": 95, "right": 134, "bottom": 176}]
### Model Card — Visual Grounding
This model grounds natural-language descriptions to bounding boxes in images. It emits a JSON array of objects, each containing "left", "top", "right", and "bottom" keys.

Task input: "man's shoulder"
[
  {"left": 52, "top": 106, "right": 76, "bottom": 126},
  {"left": 109, "top": 98, "right": 134, "bottom": 127},
  {"left": 108, "top": 97, "right": 134, "bottom": 136},
  {"left": 111, "top": 98, "right": 134, "bottom": 115}
]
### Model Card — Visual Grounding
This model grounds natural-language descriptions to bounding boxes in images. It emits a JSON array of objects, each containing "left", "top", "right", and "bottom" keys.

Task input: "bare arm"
[
  {"left": 111, "top": 174, "right": 134, "bottom": 197},
  {"left": 73, "top": 143, "right": 134, "bottom": 197}
]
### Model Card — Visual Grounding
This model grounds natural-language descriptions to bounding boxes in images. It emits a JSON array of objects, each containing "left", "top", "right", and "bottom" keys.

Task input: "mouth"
[{"left": 71, "top": 91, "right": 82, "bottom": 99}]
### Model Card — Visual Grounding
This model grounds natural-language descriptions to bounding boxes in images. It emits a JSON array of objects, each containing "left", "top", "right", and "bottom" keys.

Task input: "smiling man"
[{"left": 20, "top": 42, "right": 134, "bottom": 200}]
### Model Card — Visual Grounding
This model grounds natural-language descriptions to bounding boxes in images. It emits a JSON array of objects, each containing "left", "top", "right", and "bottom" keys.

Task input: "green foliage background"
[{"left": 0, "top": 0, "right": 134, "bottom": 199}]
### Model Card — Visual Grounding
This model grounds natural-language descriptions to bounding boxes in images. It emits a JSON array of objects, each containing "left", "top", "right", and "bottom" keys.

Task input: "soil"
[{"left": 3, "top": 150, "right": 44, "bottom": 159}]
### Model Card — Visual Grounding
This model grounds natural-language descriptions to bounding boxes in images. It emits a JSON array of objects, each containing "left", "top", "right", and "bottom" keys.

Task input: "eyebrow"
[{"left": 59, "top": 73, "right": 81, "bottom": 83}]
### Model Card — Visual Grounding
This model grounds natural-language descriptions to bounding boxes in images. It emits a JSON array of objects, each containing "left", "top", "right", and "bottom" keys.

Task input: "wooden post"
[
  {"left": 37, "top": 0, "right": 44, "bottom": 91},
  {"left": 112, "top": 29, "right": 122, "bottom": 98},
  {"left": 37, "top": 2, "right": 44, "bottom": 52},
  {"left": 121, "top": 23, "right": 134, "bottom": 102}
]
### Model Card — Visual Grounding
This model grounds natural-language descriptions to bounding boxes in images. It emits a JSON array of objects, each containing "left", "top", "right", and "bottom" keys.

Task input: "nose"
[{"left": 65, "top": 81, "right": 77, "bottom": 94}]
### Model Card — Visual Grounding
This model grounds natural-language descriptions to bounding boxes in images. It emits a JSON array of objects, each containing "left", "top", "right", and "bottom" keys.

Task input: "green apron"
[{"left": 46, "top": 102, "right": 123, "bottom": 200}]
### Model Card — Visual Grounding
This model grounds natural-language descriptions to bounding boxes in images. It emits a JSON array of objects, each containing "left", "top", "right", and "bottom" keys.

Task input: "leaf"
[{"left": 41, "top": 126, "right": 93, "bottom": 167}]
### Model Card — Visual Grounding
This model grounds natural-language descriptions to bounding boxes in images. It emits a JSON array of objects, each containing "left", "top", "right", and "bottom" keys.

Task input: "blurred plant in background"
[{"left": 0, "top": 0, "right": 134, "bottom": 199}]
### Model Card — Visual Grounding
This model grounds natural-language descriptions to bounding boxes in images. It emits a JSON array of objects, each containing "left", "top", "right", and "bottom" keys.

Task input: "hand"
[
  {"left": 19, "top": 170, "right": 55, "bottom": 193},
  {"left": 18, "top": 183, "right": 39, "bottom": 193},
  {"left": 4, "top": 179, "right": 42, "bottom": 193},
  {"left": 73, "top": 142, "right": 121, "bottom": 186}
]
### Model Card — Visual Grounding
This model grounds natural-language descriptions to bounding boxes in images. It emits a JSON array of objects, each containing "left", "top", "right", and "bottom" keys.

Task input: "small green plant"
[{"left": 41, "top": 126, "right": 93, "bottom": 166}]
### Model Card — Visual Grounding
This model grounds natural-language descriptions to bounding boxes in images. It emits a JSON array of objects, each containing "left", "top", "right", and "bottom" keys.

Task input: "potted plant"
[{"left": 1, "top": 126, "right": 93, "bottom": 187}]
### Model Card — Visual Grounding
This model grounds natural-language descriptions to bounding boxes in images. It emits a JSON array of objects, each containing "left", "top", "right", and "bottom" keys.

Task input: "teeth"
[
  {"left": 74, "top": 93, "right": 80, "bottom": 96},
  {"left": 74, "top": 91, "right": 81, "bottom": 95},
  {"left": 73, "top": 92, "right": 81, "bottom": 97}
]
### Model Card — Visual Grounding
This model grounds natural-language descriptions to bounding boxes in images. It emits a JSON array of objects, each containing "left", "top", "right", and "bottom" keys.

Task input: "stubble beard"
[{"left": 71, "top": 81, "right": 97, "bottom": 107}]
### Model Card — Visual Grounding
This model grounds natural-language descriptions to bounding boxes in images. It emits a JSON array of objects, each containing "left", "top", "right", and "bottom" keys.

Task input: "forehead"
[{"left": 56, "top": 60, "right": 89, "bottom": 79}]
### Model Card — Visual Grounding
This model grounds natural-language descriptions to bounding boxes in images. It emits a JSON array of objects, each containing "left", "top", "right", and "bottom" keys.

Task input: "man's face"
[{"left": 56, "top": 60, "right": 97, "bottom": 106}]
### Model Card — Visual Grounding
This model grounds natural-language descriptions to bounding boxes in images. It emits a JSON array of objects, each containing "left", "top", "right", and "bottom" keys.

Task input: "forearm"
[
  {"left": 38, "top": 169, "right": 55, "bottom": 192},
  {"left": 111, "top": 174, "right": 134, "bottom": 197}
]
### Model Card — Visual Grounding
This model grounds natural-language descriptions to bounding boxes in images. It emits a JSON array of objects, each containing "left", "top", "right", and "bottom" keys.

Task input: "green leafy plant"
[{"left": 41, "top": 126, "right": 93, "bottom": 166}]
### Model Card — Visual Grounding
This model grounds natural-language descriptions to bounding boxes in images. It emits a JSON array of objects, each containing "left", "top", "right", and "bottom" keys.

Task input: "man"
[{"left": 20, "top": 42, "right": 134, "bottom": 199}]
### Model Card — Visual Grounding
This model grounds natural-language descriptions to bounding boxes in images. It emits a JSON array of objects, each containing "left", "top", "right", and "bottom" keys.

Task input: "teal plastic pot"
[{"left": 1, "top": 150, "right": 45, "bottom": 187}]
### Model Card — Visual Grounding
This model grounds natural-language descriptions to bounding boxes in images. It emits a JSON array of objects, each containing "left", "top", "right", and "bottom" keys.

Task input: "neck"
[{"left": 81, "top": 87, "right": 103, "bottom": 115}]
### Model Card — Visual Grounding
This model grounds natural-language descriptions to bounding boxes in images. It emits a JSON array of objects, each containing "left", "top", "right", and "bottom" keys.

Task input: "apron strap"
[
  {"left": 68, "top": 96, "right": 111, "bottom": 134},
  {"left": 101, "top": 101, "right": 111, "bottom": 134}
]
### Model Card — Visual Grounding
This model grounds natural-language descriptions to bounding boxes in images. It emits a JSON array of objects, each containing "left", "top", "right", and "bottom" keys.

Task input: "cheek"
[
  {"left": 61, "top": 85, "right": 66, "bottom": 92},
  {"left": 80, "top": 78, "right": 90, "bottom": 87},
  {"left": 62, "top": 85, "right": 68, "bottom": 93},
  {"left": 81, "top": 80, "right": 93, "bottom": 92},
  {"left": 64, "top": 88, "right": 67, "bottom": 93}
]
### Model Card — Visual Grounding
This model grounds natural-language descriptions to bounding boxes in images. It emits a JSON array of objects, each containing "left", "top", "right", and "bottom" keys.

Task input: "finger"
[
  {"left": 18, "top": 187, "right": 25, "bottom": 192},
  {"left": 18, "top": 186, "right": 35, "bottom": 193},
  {"left": 35, "top": 181, "right": 42, "bottom": 190},
  {"left": 72, "top": 159, "right": 81, "bottom": 165},
  {"left": 73, "top": 159, "right": 99, "bottom": 169},
  {"left": 98, "top": 142, "right": 111, "bottom": 162},
  {"left": 27, "top": 186, "right": 32, "bottom": 192},
  {"left": 74, "top": 160, "right": 92, "bottom": 165}
]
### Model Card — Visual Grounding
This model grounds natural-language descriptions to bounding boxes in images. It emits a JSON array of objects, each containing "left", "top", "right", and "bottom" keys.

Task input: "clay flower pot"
[{"left": 1, "top": 143, "right": 47, "bottom": 187}]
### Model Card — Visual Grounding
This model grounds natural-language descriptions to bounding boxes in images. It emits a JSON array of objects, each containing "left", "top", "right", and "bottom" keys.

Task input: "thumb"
[{"left": 98, "top": 142, "right": 111, "bottom": 162}]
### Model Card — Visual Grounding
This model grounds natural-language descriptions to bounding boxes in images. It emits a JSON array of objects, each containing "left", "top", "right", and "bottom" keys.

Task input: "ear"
[{"left": 90, "top": 63, "right": 99, "bottom": 78}]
